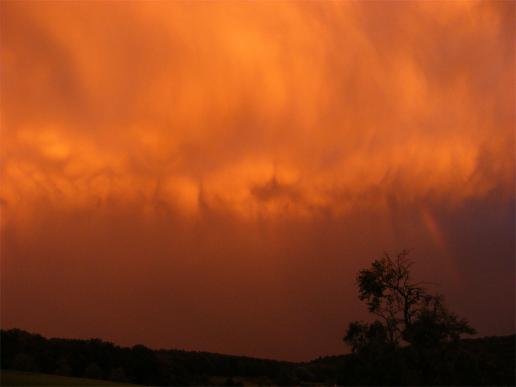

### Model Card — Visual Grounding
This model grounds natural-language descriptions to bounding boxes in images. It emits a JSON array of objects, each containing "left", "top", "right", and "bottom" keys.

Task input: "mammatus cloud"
[{"left": 0, "top": 1, "right": 513, "bottom": 360}]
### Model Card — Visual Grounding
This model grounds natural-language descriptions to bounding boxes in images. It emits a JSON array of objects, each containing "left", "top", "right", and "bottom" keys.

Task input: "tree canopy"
[{"left": 344, "top": 250, "right": 476, "bottom": 352}]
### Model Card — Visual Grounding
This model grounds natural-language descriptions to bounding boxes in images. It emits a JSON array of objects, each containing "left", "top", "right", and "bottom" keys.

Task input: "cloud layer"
[{"left": 1, "top": 1, "right": 514, "bottom": 360}]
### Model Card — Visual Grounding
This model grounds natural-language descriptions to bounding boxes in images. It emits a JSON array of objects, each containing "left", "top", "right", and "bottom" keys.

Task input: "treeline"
[
  {"left": 1, "top": 329, "right": 515, "bottom": 385},
  {"left": 310, "top": 335, "right": 516, "bottom": 385},
  {"left": 0, "top": 329, "right": 297, "bottom": 385}
]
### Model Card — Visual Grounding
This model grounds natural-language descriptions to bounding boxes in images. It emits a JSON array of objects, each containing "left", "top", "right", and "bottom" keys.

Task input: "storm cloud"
[{"left": 0, "top": 1, "right": 513, "bottom": 361}]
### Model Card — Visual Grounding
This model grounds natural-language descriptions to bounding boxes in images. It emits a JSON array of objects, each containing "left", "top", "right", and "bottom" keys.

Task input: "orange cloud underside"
[
  {"left": 1, "top": 1, "right": 513, "bottom": 220},
  {"left": 0, "top": 1, "right": 514, "bottom": 361}
]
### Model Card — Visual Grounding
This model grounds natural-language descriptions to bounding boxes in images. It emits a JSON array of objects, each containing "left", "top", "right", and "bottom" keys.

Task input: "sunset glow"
[{"left": 0, "top": 1, "right": 514, "bottom": 361}]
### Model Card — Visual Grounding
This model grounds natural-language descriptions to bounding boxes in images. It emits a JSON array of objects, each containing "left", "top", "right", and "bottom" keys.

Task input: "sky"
[{"left": 0, "top": 1, "right": 514, "bottom": 361}]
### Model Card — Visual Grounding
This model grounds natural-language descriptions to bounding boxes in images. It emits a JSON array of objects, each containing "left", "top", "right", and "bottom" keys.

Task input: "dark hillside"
[
  {"left": 1, "top": 329, "right": 514, "bottom": 385},
  {"left": 306, "top": 335, "right": 516, "bottom": 385},
  {"left": 0, "top": 329, "right": 295, "bottom": 385}
]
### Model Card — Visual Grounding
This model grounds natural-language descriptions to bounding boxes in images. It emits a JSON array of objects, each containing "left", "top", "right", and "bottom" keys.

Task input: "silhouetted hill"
[
  {"left": 1, "top": 329, "right": 514, "bottom": 385},
  {"left": 307, "top": 335, "right": 516, "bottom": 385},
  {"left": 0, "top": 329, "right": 294, "bottom": 385}
]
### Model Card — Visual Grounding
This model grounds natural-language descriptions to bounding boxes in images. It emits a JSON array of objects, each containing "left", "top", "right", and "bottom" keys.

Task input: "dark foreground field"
[
  {"left": 1, "top": 329, "right": 514, "bottom": 386},
  {"left": 0, "top": 369, "right": 136, "bottom": 386}
]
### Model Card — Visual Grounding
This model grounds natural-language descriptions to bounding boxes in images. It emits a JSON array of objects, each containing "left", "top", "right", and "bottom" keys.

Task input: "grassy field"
[{"left": 0, "top": 370, "right": 137, "bottom": 386}]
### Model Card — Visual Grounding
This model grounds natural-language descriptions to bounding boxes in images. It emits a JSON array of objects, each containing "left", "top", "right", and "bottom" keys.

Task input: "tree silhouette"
[{"left": 344, "top": 250, "right": 475, "bottom": 353}]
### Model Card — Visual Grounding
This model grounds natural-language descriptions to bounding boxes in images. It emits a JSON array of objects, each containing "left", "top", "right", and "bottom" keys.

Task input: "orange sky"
[{"left": 0, "top": 1, "right": 514, "bottom": 361}]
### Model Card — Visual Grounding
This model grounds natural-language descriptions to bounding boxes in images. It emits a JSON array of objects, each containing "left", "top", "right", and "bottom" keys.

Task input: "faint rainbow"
[
  {"left": 420, "top": 207, "right": 461, "bottom": 285},
  {"left": 421, "top": 207, "right": 448, "bottom": 253}
]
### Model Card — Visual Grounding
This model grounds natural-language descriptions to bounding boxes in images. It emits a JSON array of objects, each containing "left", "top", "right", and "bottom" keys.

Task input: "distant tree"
[
  {"left": 109, "top": 367, "right": 128, "bottom": 382},
  {"left": 84, "top": 362, "right": 103, "bottom": 379},
  {"left": 55, "top": 357, "right": 72, "bottom": 376},
  {"left": 130, "top": 344, "right": 160, "bottom": 384},
  {"left": 12, "top": 353, "right": 36, "bottom": 372},
  {"left": 344, "top": 250, "right": 475, "bottom": 352}
]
